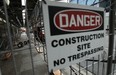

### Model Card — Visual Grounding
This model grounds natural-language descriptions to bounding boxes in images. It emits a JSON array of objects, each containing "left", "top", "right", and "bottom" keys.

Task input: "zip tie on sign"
[
  {"left": 108, "top": 55, "right": 112, "bottom": 58},
  {"left": 42, "top": 0, "right": 47, "bottom": 4},
  {"left": 109, "top": 33, "right": 115, "bottom": 35}
]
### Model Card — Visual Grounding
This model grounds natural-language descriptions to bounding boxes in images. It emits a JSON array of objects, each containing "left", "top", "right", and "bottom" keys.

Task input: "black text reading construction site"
[{"left": 51, "top": 33, "right": 104, "bottom": 48}]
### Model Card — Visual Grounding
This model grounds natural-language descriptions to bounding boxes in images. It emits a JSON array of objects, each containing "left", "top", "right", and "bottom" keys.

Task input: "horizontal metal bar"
[
  {"left": 83, "top": 62, "right": 98, "bottom": 71},
  {"left": 87, "top": 59, "right": 116, "bottom": 63},
  {"left": 0, "top": 47, "right": 35, "bottom": 54}
]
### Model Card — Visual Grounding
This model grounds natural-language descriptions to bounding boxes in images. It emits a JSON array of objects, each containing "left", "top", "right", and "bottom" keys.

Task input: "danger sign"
[{"left": 42, "top": 1, "right": 105, "bottom": 72}]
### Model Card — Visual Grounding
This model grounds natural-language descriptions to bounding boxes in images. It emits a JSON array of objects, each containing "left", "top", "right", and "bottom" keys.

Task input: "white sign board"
[{"left": 42, "top": 1, "right": 105, "bottom": 72}]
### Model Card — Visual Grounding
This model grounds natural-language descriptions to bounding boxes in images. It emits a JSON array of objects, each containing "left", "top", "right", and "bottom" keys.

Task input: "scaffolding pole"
[
  {"left": 3, "top": 0, "right": 18, "bottom": 75},
  {"left": 107, "top": 0, "right": 116, "bottom": 75},
  {"left": 25, "top": 0, "right": 35, "bottom": 75}
]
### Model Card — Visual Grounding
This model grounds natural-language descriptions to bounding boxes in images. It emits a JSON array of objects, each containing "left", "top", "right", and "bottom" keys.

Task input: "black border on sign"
[{"left": 48, "top": 6, "right": 104, "bottom": 36}]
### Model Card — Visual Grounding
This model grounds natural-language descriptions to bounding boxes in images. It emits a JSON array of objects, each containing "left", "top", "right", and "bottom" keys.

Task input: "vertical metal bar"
[
  {"left": 97, "top": 55, "right": 100, "bottom": 75},
  {"left": 112, "top": 52, "right": 115, "bottom": 75},
  {"left": 16, "top": 17, "right": 22, "bottom": 26},
  {"left": 36, "top": 2, "right": 40, "bottom": 53},
  {"left": 92, "top": 57, "right": 94, "bottom": 75},
  {"left": 85, "top": 0, "right": 88, "bottom": 5},
  {"left": 113, "top": 41, "right": 116, "bottom": 75},
  {"left": 77, "top": 0, "right": 79, "bottom": 4},
  {"left": 102, "top": 54, "right": 105, "bottom": 75},
  {"left": 107, "top": 0, "right": 116, "bottom": 75},
  {"left": 0, "top": 68, "right": 2, "bottom": 75},
  {"left": 3, "top": 0, "right": 18, "bottom": 75},
  {"left": 70, "top": 66, "right": 72, "bottom": 75},
  {"left": 113, "top": 63, "right": 115, "bottom": 75},
  {"left": 25, "top": 1, "right": 35, "bottom": 75},
  {"left": 86, "top": 60, "right": 88, "bottom": 75},
  {"left": 69, "top": 66, "right": 73, "bottom": 75},
  {"left": 93, "top": 0, "right": 96, "bottom": 4},
  {"left": 79, "top": 62, "right": 81, "bottom": 75},
  {"left": 39, "top": 1, "right": 46, "bottom": 62}
]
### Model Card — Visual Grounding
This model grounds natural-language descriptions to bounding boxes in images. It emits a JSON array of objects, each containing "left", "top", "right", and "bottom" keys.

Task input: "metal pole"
[
  {"left": 92, "top": 57, "right": 94, "bottom": 74},
  {"left": 0, "top": 68, "right": 2, "bottom": 75},
  {"left": 25, "top": 1, "right": 35, "bottom": 75},
  {"left": 97, "top": 55, "right": 100, "bottom": 75},
  {"left": 79, "top": 63, "right": 81, "bottom": 75},
  {"left": 16, "top": 17, "right": 22, "bottom": 26},
  {"left": 77, "top": 0, "right": 79, "bottom": 4},
  {"left": 86, "top": 0, "right": 88, "bottom": 5},
  {"left": 113, "top": 41, "right": 116, "bottom": 75},
  {"left": 102, "top": 54, "right": 105, "bottom": 75},
  {"left": 3, "top": 0, "right": 18, "bottom": 75},
  {"left": 86, "top": 60, "right": 88, "bottom": 75},
  {"left": 107, "top": 0, "right": 116, "bottom": 75}
]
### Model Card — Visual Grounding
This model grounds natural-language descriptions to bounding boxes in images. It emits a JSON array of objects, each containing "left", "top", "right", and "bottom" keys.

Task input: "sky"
[{"left": 70, "top": 0, "right": 99, "bottom": 5}]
